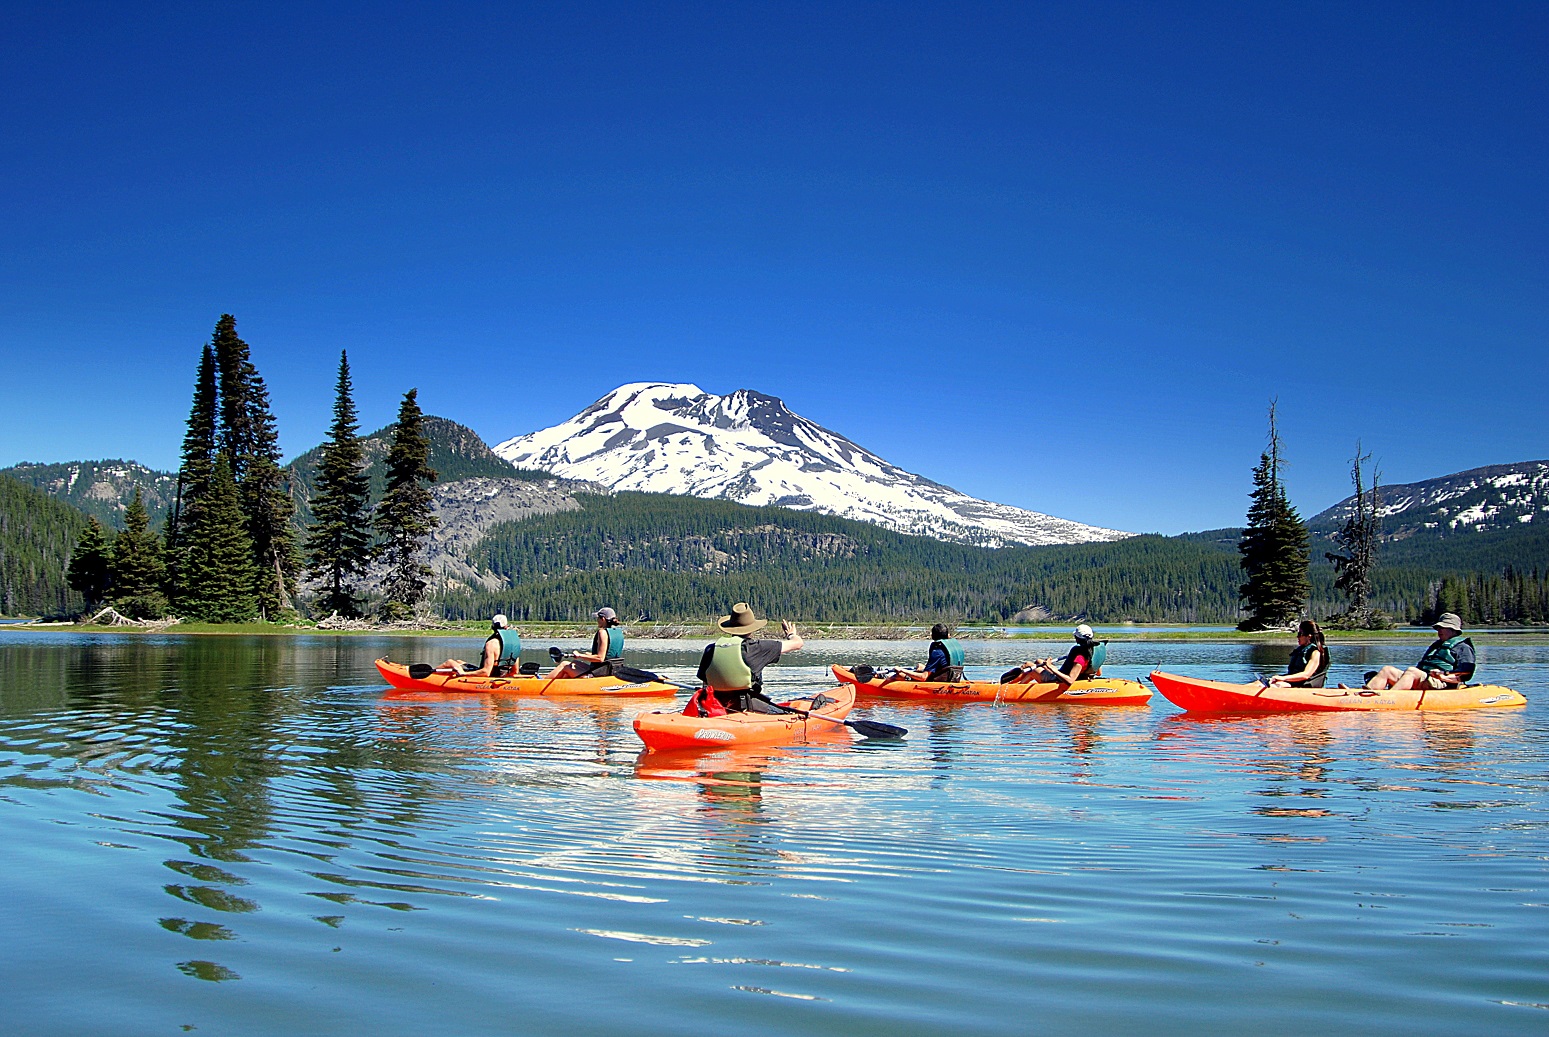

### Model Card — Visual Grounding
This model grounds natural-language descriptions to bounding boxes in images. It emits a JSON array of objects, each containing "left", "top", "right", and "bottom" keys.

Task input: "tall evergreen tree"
[
  {"left": 166, "top": 343, "right": 219, "bottom": 592},
  {"left": 177, "top": 454, "right": 259, "bottom": 623},
  {"left": 305, "top": 351, "right": 375, "bottom": 617},
  {"left": 66, "top": 518, "right": 112, "bottom": 613},
  {"left": 1326, "top": 446, "right": 1385, "bottom": 628},
  {"left": 109, "top": 488, "right": 169, "bottom": 619},
  {"left": 1237, "top": 401, "right": 1310, "bottom": 630},
  {"left": 374, "top": 389, "right": 439, "bottom": 621},
  {"left": 211, "top": 314, "right": 300, "bottom": 618}
]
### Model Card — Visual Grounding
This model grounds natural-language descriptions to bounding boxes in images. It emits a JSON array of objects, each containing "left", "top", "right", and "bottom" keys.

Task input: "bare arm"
[
  {"left": 1272, "top": 648, "right": 1321, "bottom": 686},
  {"left": 776, "top": 620, "right": 804, "bottom": 654}
]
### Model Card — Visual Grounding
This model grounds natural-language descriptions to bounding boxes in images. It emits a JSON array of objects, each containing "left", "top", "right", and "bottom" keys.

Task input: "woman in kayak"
[
  {"left": 1268, "top": 619, "right": 1329, "bottom": 687},
  {"left": 438, "top": 614, "right": 520, "bottom": 677},
  {"left": 688, "top": 602, "right": 804, "bottom": 714},
  {"left": 547, "top": 607, "right": 626, "bottom": 678},
  {"left": 1007, "top": 624, "right": 1103, "bottom": 686}
]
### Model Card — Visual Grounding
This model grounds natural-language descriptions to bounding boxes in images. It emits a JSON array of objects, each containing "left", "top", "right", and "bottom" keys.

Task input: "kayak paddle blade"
[
  {"left": 408, "top": 663, "right": 435, "bottom": 680},
  {"left": 850, "top": 719, "right": 908, "bottom": 739}
]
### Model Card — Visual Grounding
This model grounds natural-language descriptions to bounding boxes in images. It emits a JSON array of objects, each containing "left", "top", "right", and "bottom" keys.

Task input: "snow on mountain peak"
[{"left": 493, "top": 383, "right": 1131, "bottom": 547}]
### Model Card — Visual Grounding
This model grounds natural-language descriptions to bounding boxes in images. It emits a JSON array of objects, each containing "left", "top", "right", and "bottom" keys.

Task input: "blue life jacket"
[
  {"left": 1062, "top": 640, "right": 1105, "bottom": 678},
  {"left": 604, "top": 626, "right": 624, "bottom": 660},
  {"left": 494, "top": 628, "right": 521, "bottom": 676}
]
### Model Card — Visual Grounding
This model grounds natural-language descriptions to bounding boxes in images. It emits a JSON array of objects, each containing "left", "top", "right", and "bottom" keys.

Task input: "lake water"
[{"left": 1, "top": 632, "right": 1546, "bottom": 1035}]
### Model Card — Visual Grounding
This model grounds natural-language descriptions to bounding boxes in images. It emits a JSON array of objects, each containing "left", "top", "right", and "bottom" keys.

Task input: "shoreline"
[{"left": 5, "top": 620, "right": 1548, "bottom": 645}]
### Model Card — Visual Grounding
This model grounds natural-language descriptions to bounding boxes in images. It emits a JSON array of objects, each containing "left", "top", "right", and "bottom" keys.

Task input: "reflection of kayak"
[
  {"left": 1149, "top": 670, "right": 1527, "bottom": 713},
  {"left": 374, "top": 659, "right": 677, "bottom": 697},
  {"left": 830, "top": 664, "right": 1151, "bottom": 705},
  {"left": 633, "top": 684, "right": 857, "bottom": 751}
]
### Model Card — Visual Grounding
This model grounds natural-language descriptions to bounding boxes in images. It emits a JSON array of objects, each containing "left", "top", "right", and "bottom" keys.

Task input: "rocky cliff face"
[
  {"left": 1310, "top": 460, "right": 1549, "bottom": 538},
  {"left": 0, "top": 460, "right": 177, "bottom": 529},
  {"left": 494, "top": 382, "right": 1130, "bottom": 547}
]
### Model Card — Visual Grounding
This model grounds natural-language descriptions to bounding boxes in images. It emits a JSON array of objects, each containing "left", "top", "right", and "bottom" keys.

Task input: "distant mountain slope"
[
  {"left": 493, "top": 382, "right": 1130, "bottom": 547},
  {"left": 0, "top": 474, "right": 88, "bottom": 616},
  {"left": 1311, "top": 460, "right": 1549, "bottom": 537},
  {"left": 0, "top": 460, "right": 176, "bottom": 529}
]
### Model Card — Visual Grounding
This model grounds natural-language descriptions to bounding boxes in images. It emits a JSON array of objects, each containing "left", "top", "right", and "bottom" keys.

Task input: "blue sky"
[{"left": 2, "top": 2, "right": 1544, "bottom": 534}]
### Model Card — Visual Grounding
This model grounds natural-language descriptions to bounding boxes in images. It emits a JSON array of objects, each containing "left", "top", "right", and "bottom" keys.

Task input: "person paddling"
[
  {"left": 438, "top": 614, "right": 521, "bottom": 677},
  {"left": 1268, "top": 619, "right": 1330, "bottom": 688},
  {"left": 686, "top": 602, "right": 804, "bottom": 715},
  {"left": 1007, "top": 624, "right": 1105, "bottom": 686},
  {"left": 1364, "top": 613, "right": 1475, "bottom": 691},
  {"left": 894, "top": 623, "right": 965, "bottom": 682},
  {"left": 547, "top": 607, "right": 626, "bottom": 679}
]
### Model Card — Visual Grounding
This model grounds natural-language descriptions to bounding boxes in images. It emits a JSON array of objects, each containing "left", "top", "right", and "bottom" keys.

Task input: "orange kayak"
[
  {"left": 1149, "top": 670, "right": 1527, "bottom": 713},
  {"left": 633, "top": 684, "right": 857, "bottom": 751},
  {"left": 830, "top": 664, "right": 1151, "bottom": 705},
  {"left": 375, "top": 659, "right": 677, "bottom": 697}
]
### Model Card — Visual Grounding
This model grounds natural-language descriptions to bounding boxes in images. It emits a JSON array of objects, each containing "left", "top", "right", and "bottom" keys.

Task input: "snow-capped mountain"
[
  {"left": 493, "top": 383, "right": 1131, "bottom": 547},
  {"left": 1310, "top": 460, "right": 1549, "bottom": 537}
]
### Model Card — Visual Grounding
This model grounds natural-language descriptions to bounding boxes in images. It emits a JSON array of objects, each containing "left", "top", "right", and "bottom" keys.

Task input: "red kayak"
[{"left": 1149, "top": 670, "right": 1527, "bottom": 713}]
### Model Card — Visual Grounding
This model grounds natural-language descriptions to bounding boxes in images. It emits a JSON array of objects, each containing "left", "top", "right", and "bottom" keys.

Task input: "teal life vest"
[
  {"left": 927, "top": 638, "right": 966, "bottom": 680},
  {"left": 1418, "top": 634, "right": 1472, "bottom": 676},
  {"left": 1062, "top": 640, "right": 1105, "bottom": 678},
  {"left": 703, "top": 636, "right": 754, "bottom": 692},
  {"left": 492, "top": 628, "right": 521, "bottom": 676},
  {"left": 1286, "top": 640, "right": 1329, "bottom": 687},
  {"left": 604, "top": 626, "right": 624, "bottom": 660}
]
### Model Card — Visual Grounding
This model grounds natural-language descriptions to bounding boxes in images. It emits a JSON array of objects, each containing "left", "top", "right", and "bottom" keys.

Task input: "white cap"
[
  {"left": 492, "top": 614, "right": 509, "bottom": 628},
  {"left": 1074, "top": 623, "right": 1094, "bottom": 641},
  {"left": 595, "top": 607, "right": 617, "bottom": 621}
]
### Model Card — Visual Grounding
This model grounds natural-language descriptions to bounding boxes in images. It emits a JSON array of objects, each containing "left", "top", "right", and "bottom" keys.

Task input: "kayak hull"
[
  {"left": 375, "top": 659, "right": 676, "bottom": 697},
  {"left": 1149, "top": 670, "right": 1527, "bottom": 713},
  {"left": 633, "top": 684, "right": 857, "bottom": 751},
  {"left": 830, "top": 664, "right": 1151, "bottom": 705}
]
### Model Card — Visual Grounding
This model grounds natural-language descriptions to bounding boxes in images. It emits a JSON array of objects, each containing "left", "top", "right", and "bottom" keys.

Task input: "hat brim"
[{"left": 718, "top": 616, "right": 768, "bottom": 634}]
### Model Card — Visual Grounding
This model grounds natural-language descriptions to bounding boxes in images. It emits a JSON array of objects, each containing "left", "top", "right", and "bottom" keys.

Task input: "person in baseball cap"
[
  {"left": 437, "top": 613, "right": 520, "bottom": 677},
  {"left": 547, "top": 606, "right": 627, "bottom": 679},
  {"left": 1365, "top": 613, "right": 1476, "bottom": 691},
  {"left": 1009, "top": 623, "right": 1105, "bottom": 686}
]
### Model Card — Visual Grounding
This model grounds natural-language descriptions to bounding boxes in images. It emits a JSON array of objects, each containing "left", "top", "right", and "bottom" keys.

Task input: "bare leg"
[
  {"left": 1365, "top": 665, "right": 1406, "bottom": 690},
  {"left": 1388, "top": 667, "right": 1429, "bottom": 691}
]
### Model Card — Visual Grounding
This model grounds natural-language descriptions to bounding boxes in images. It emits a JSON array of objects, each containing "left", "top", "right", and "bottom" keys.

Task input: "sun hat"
[
  {"left": 1433, "top": 612, "right": 1463, "bottom": 632},
  {"left": 596, "top": 607, "right": 618, "bottom": 623},
  {"left": 1074, "top": 623, "right": 1095, "bottom": 641},
  {"left": 491, "top": 614, "right": 509, "bottom": 628},
  {"left": 717, "top": 602, "right": 768, "bottom": 635}
]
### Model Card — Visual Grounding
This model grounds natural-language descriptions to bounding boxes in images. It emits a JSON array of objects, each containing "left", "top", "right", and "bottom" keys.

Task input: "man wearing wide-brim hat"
[
  {"left": 1364, "top": 612, "right": 1477, "bottom": 691},
  {"left": 691, "top": 602, "right": 804, "bottom": 713}
]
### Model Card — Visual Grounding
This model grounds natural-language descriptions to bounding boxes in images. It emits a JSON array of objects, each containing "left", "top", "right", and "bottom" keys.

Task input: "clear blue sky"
[{"left": 2, "top": 2, "right": 1544, "bottom": 534}]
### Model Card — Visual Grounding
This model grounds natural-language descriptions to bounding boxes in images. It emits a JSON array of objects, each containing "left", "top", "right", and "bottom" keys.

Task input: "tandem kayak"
[
  {"left": 830, "top": 664, "right": 1152, "bottom": 705},
  {"left": 1148, "top": 670, "right": 1527, "bottom": 713},
  {"left": 633, "top": 683, "right": 857, "bottom": 751},
  {"left": 375, "top": 659, "right": 678, "bottom": 697}
]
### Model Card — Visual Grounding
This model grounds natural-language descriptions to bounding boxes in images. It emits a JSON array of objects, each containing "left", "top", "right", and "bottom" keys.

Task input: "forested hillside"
[
  {"left": 0, "top": 460, "right": 176, "bottom": 529},
  {"left": 0, "top": 475, "right": 88, "bottom": 616},
  {"left": 452, "top": 492, "right": 1245, "bottom": 623}
]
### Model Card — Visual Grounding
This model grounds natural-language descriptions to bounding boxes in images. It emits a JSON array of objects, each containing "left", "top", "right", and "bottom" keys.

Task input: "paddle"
[{"left": 757, "top": 693, "right": 907, "bottom": 739}]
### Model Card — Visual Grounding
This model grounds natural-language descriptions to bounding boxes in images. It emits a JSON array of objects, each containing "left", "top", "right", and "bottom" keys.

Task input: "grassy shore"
[{"left": 6, "top": 619, "right": 1549, "bottom": 644}]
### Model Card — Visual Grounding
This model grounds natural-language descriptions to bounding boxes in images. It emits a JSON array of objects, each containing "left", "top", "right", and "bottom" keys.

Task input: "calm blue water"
[{"left": 1, "top": 632, "right": 1546, "bottom": 1035}]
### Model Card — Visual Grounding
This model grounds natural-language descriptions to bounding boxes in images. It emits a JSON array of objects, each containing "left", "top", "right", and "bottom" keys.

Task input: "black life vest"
[{"left": 1286, "top": 640, "right": 1330, "bottom": 688}]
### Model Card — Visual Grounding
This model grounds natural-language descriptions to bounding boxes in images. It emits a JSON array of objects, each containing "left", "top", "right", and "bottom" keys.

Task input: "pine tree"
[
  {"left": 1238, "top": 401, "right": 1310, "bottom": 630},
  {"left": 211, "top": 314, "right": 300, "bottom": 618},
  {"left": 177, "top": 455, "right": 259, "bottom": 622},
  {"left": 1326, "top": 445, "right": 1385, "bottom": 628},
  {"left": 166, "top": 344, "right": 219, "bottom": 593},
  {"left": 374, "top": 389, "right": 438, "bottom": 621},
  {"left": 66, "top": 518, "right": 112, "bottom": 613},
  {"left": 109, "top": 487, "right": 168, "bottom": 619},
  {"left": 305, "top": 351, "right": 374, "bottom": 617}
]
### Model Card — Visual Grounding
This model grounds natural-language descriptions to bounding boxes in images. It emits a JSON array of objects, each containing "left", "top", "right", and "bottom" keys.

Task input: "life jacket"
[
  {"left": 703, "top": 636, "right": 755, "bottom": 692},
  {"left": 1418, "top": 635, "right": 1474, "bottom": 677},
  {"left": 1061, "top": 640, "right": 1106, "bottom": 678},
  {"left": 928, "top": 638, "right": 966, "bottom": 681},
  {"left": 492, "top": 628, "right": 521, "bottom": 677},
  {"left": 604, "top": 626, "right": 624, "bottom": 660},
  {"left": 1286, "top": 640, "right": 1330, "bottom": 688}
]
